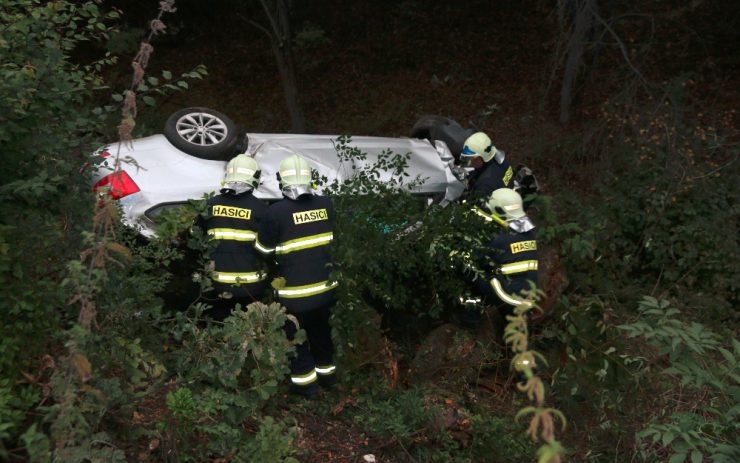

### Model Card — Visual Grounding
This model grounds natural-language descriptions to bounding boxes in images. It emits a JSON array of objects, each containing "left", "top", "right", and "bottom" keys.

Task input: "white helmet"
[{"left": 461, "top": 132, "right": 496, "bottom": 162}]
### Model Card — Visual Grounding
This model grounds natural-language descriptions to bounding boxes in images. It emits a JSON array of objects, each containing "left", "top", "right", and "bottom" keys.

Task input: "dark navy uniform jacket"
[
  {"left": 467, "top": 157, "right": 515, "bottom": 219},
  {"left": 256, "top": 194, "right": 337, "bottom": 313},
  {"left": 197, "top": 192, "right": 268, "bottom": 300},
  {"left": 468, "top": 156, "right": 515, "bottom": 200},
  {"left": 473, "top": 227, "right": 539, "bottom": 307}
]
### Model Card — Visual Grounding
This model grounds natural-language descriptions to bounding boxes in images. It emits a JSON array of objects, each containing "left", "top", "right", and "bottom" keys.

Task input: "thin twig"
[
  {"left": 396, "top": 437, "right": 420, "bottom": 463},
  {"left": 259, "top": 0, "right": 283, "bottom": 44},
  {"left": 588, "top": 4, "right": 649, "bottom": 89},
  {"left": 689, "top": 155, "right": 738, "bottom": 180},
  {"left": 244, "top": 15, "right": 272, "bottom": 40}
]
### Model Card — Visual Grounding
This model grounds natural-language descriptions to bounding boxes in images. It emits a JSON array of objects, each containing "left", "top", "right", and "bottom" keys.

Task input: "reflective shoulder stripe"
[
  {"left": 275, "top": 232, "right": 333, "bottom": 254},
  {"left": 472, "top": 206, "right": 493, "bottom": 222},
  {"left": 214, "top": 271, "right": 266, "bottom": 284},
  {"left": 254, "top": 238, "right": 274, "bottom": 254},
  {"left": 490, "top": 277, "right": 530, "bottom": 307},
  {"left": 499, "top": 260, "right": 538, "bottom": 275},
  {"left": 471, "top": 206, "right": 507, "bottom": 226},
  {"left": 208, "top": 228, "right": 256, "bottom": 241},
  {"left": 291, "top": 369, "right": 317, "bottom": 385},
  {"left": 278, "top": 280, "right": 339, "bottom": 299}
]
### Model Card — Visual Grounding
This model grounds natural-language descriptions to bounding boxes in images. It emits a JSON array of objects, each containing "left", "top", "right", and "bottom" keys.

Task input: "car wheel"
[
  {"left": 163, "top": 107, "right": 241, "bottom": 160},
  {"left": 410, "top": 115, "right": 475, "bottom": 160}
]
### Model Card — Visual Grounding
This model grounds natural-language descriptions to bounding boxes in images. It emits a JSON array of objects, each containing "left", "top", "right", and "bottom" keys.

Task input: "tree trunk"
[
  {"left": 259, "top": 0, "right": 305, "bottom": 132},
  {"left": 558, "top": 0, "right": 598, "bottom": 124},
  {"left": 272, "top": 42, "right": 305, "bottom": 133}
]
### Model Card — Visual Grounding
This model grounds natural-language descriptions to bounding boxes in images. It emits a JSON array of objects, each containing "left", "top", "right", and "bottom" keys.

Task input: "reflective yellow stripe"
[
  {"left": 490, "top": 277, "right": 533, "bottom": 307},
  {"left": 291, "top": 369, "right": 317, "bottom": 385},
  {"left": 315, "top": 364, "right": 336, "bottom": 375},
  {"left": 208, "top": 228, "right": 256, "bottom": 241},
  {"left": 503, "top": 165, "right": 514, "bottom": 186},
  {"left": 275, "top": 232, "right": 333, "bottom": 255},
  {"left": 500, "top": 260, "right": 538, "bottom": 275},
  {"left": 471, "top": 206, "right": 507, "bottom": 226},
  {"left": 214, "top": 271, "right": 266, "bottom": 284},
  {"left": 254, "top": 238, "right": 274, "bottom": 254},
  {"left": 278, "top": 280, "right": 339, "bottom": 298}
]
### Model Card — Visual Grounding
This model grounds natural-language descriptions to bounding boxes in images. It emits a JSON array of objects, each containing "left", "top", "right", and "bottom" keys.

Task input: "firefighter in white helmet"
[
  {"left": 195, "top": 154, "right": 269, "bottom": 320},
  {"left": 256, "top": 154, "right": 338, "bottom": 399}
]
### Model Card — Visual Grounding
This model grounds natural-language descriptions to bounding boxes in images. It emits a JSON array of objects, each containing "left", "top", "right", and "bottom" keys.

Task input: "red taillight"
[{"left": 93, "top": 170, "right": 140, "bottom": 200}]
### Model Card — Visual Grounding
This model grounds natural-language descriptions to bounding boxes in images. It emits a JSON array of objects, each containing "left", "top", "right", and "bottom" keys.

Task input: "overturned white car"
[{"left": 90, "top": 107, "right": 476, "bottom": 237}]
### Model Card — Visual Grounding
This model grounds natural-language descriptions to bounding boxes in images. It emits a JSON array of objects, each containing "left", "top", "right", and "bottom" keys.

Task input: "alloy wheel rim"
[{"left": 176, "top": 112, "right": 228, "bottom": 146}]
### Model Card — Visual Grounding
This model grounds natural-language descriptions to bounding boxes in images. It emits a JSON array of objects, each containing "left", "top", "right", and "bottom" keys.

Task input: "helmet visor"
[{"left": 461, "top": 145, "right": 478, "bottom": 157}]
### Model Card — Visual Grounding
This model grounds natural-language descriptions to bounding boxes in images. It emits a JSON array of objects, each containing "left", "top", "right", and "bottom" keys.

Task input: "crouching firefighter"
[
  {"left": 195, "top": 154, "right": 268, "bottom": 321},
  {"left": 256, "top": 154, "right": 338, "bottom": 399},
  {"left": 463, "top": 188, "right": 539, "bottom": 330}
]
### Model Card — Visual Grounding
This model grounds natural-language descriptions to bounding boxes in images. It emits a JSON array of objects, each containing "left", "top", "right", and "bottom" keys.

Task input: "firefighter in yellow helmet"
[
  {"left": 461, "top": 188, "right": 539, "bottom": 327},
  {"left": 195, "top": 154, "right": 269, "bottom": 321},
  {"left": 460, "top": 132, "right": 539, "bottom": 220},
  {"left": 256, "top": 154, "right": 338, "bottom": 399}
]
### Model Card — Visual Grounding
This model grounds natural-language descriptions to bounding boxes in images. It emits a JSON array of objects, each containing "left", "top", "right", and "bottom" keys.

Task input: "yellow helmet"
[
  {"left": 486, "top": 188, "right": 525, "bottom": 222},
  {"left": 278, "top": 154, "right": 312, "bottom": 187},
  {"left": 224, "top": 154, "right": 260, "bottom": 186},
  {"left": 461, "top": 132, "right": 496, "bottom": 162}
]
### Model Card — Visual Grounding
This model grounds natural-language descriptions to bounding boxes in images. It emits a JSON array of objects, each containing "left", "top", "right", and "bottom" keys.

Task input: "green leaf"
[
  {"left": 718, "top": 347, "right": 735, "bottom": 365},
  {"left": 668, "top": 453, "right": 686, "bottom": 463},
  {"left": 690, "top": 450, "right": 703, "bottom": 463},
  {"left": 177, "top": 80, "right": 189, "bottom": 89},
  {"left": 142, "top": 95, "right": 155, "bottom": 106},
  {"left": 162, "top": 70, "right": 172, "bottom": 80},
  {"left": 111, "top": 93, "right": 123, "bottom": 102}
]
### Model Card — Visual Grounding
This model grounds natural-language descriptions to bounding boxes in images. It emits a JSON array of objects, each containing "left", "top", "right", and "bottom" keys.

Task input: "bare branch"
[
  {"left": 259, "top": 0, "right": 283, "bottom": 44},
  {"left": 245, "top": 15, "right": 273, "bottom": 40},
  {"left": 588, "top": 4, "right": 650, "bottom": 89}
]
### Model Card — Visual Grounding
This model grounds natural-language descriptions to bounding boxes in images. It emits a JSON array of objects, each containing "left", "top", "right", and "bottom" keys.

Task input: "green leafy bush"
[
  {"left": 157, "top": 302, "right": 298, "bottom": 460},
  {"left": 0, "top": 0, "right": 117, "bottom": 378},
  {"left": 620, "top": 297, "right": 740, "bottom": 463}
]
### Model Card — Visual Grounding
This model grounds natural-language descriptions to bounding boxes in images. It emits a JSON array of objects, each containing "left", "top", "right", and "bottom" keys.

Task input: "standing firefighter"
[
  {"left": 256, "top": 154, "right": 338, "bottom": 399},
  {"left": 197, "top": 154, "right": 268, "bottom": 321},
  {"left": 461, "top": 132, "right": 514, "bottom": 196},
  {"left": 460, "top": 131, "right": 539, "bottom": 220},
  {"left": 467, "top": 188, "right": 539, "bottom": 326}
]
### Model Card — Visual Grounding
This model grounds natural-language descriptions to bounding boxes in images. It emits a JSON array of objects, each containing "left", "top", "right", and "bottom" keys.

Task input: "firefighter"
[
  {"left": 196, "top": 154, "right": 268, "bottom": 321},
  {"left": 473, "top": 188, "right": 539, "bottom": 321},
  {"left": 256, "top": 154, "right": 338, "bottom": 399},
  {"left": 460, "top": 132, "right": 539, "bottom": 220}
]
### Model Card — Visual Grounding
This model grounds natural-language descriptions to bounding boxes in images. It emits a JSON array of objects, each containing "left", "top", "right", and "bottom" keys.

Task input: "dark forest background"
[{"left": 1, "top": 0, "right": 738, "bottom": 462}]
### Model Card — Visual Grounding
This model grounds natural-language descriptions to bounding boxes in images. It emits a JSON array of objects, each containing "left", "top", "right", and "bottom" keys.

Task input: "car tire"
[
  {"left": 163, "top": 107, "right": 241, "bottom": 160},
  {"left": 410, "top": 115, "right": 454, "bottom": 139},
  {"left": 410, "top": 115, "right": 475, "bottom": 160}
]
